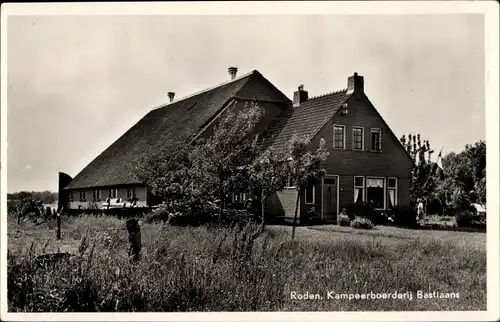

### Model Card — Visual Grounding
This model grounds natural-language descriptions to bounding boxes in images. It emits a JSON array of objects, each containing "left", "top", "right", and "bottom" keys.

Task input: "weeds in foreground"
[{"left": 7, "top": 216, "right": 486, "bottom": 312}]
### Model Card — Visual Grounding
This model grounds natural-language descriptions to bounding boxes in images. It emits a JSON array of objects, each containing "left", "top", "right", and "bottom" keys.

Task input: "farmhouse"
[{"left": 58, "top": 68, "right": 413, "bottom": 222}]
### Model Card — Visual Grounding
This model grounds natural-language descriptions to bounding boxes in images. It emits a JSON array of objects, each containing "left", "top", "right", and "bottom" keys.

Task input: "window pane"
[
  {"left": 388, "top": 189, "right": 396, "bottom": 208},
  {"left": 334, "top": 126, "right": 344, "bottom": 148},
  {"left": 353, "top": 128, "right": 363, "bottom": 150},
  {"left": 388, "top": 178, "right": 397, "bottom": 188},
  {"left": 371, "top": 129, "right": 381, "bottom": 151},
  {"left": 355, "top": 187, "right": 364, "bottom": 203},
  {"left": 367, "top": 186, "right": 384, "bottom": 209},
  {"left": 324, "top": 178, "right": 336, "bottom": 185},
  {"left": 354, "top": 177, "right": 364, "bottom": 187},
  {"left": 305, "top": 185, "right": 314, "bottom": 203},
  {"left": 367, "top": 178, "right": 384, "bottom": 187}
]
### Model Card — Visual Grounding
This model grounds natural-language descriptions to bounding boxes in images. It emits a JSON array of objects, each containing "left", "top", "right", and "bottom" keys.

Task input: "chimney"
[
  {"left": 167, "top": 92, "right": 175, "bottom": 103},
  {"left": 228, "top": 67, "right": 238, "bottom": 80},
  {"left": 346, "top": 72, "right": 364, "bottom": 95},
  {"left": 293, "top": 84, "right": 309, "bottom": 107}
]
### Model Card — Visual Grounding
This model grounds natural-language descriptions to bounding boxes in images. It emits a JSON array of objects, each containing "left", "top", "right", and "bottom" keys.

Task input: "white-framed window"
[
  {"left": 352, "top": 127, "right": 364, "bottom": 150},
  {"left": 333, "top": 124, "right": 346, "bottom": 149},
  {"left": 354, "top": 176, "right": 365, "bottom": 203},
  {"left": 68, "top": 191, "right": 74, "bottom": 202},
  {"left": 93, "top": 189, "right": 101, "bottom": 201},
  {"left": 109, "top": 188, "right": 118, "bottom": 199},
  {"left": 79, "top": 191, "right": 86, "bottom": 201},
  {"left": 305, "top": 184, "right": 315, "bottom": 204},
  {"left": 366, "top": 177, "right": 386, "bottom": 209},
  {"left": 127, "top": 187, "right": 136, "bottom": 198},
  {"left": 371, "top": 128, "right": 382, "bottom": 152},
  {"left": 232, "top": 193, "right": 247, "bottom": 203},
  {"left": 388, "top": 177, "right": 398, "bottom": 209}
]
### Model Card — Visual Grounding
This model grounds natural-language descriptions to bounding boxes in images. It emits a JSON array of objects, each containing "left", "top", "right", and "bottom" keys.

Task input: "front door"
[{"left": 322, "top": 176, "right": 338, "bottom": 222}]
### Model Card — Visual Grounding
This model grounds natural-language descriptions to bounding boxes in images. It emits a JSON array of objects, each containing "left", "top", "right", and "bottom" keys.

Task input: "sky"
[{"left": 5, "top": 13, "right": 485, "bottom": 192}]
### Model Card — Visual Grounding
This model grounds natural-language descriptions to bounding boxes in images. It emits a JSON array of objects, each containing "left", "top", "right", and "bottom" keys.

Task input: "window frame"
[
  {"left": 79, "top": 191, "right": 86, "bottom": 202},
  {"left": 366, "top": 176, "right": 386, "bottom": 210},
  {"left": 387, "top": 177, "right": 398, "bottom": 209},
  {"left": 370, "top": 128, "right": 382, "bottom": 152},
  {"left": 93, "top": 189, "right": 101, "bottom": 201},
  {"left": 352, "top": 126, "right": 364, "bottom": 151},
  {"left": 333, "top": 124, "right": 346, "bottom": 149},
  {"left": 127, "top": 187, "right": 136, "bottom": 199},
  {"left": 305, "top": 184, "right": 315, "bottom": 205},
  {"left": 109, "top": 188, "right": 118, "bottom": 199},
  {"left": 353, "top": 176, "right": 365, "bottom": 203}
]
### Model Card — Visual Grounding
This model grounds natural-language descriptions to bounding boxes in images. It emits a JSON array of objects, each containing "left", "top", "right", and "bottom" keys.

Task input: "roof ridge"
[
  {"left": 151, "top": 70, "right": 259, "bottom": 111},
  {"left": 307, "top": 88, "right": 348, "bottom": 101}
]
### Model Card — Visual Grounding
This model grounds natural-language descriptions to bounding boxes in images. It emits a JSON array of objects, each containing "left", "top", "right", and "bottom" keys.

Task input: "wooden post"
[
  {"left": 56, "top": 207, "right": 63, "bottom": 240},
  {"left": 45, "top": 206, "right": 52, "bottom": 219},
  {"left": 126, "top": 218, "right": 141, "bottom": 261}
]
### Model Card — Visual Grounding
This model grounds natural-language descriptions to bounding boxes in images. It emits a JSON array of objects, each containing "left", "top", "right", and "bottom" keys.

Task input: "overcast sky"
[{"left": 6, "top": 13, "right": 484, "bottom": 192}]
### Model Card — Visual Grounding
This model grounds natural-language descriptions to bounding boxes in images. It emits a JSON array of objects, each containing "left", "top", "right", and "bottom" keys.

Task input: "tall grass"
[{"left": 7, "top": 215, "right": 486, "bottom": 312}]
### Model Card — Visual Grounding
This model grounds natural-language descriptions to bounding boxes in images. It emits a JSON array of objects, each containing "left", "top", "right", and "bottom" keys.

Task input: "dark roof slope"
[
  {"left": 261, "top": 90, "right": 351, "bottom": 152},
  {"left": 65, "top": 70, "right": 290, "bottom": 189}
]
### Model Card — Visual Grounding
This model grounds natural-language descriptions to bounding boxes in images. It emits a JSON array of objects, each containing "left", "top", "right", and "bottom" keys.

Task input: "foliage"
[
  {"left": 135, "top": 102, "right": 263, "bottom": 220},
  {"left": 400, "top": 133, "right": 438, "bottom": 204},
  {"left": 344, "top": 202, "right": 387, "bottom": 225},
  {"left": 391, "top": 205, "right": 418, "bottom": 228},
  {"left": 434, "top": 141, "right": 486, "bottom": 212},
  {"left": 240, "top": 147, "right": 290, "bottom": 223},
  {"left": 144, "top": 204, "right": 171, "bottom": 224},
  {"left": 8, "top": 191, "right": 58, "bottom": 204},
  {"left": 190, "top": 102, "right": 263, "bottom": 217},
  {"left": 350, "top": 217, "right": 374, "bottom": 230},
  {"left": 286, "top": 136, "right": 329, "bottom": 239},
  {"left": 337, "top": 213, "right": 350, "bottom": 227},
  {"left": 455, "top": 210, "right": 474, "bottom": 228}
]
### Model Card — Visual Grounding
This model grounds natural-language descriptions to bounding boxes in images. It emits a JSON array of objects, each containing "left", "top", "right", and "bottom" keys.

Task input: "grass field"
[{"left": 7, "top": 214, "right": 486, "bottom": 312}]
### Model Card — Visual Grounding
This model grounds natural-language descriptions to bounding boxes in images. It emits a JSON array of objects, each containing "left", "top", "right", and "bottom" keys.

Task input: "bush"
[
  {"left": 350, "top": 217, "right": 374, "bottom": 230},
  {"left": 344, "top": 202, "right": 387, "bottom": 225},
  {"left": 455, "top": 210, "right": 474, "bottom": 227},
  {"left": 144, "top": 204, "right": 170, "bottom": 223},
  {"left": 391, "top": 205, "right": 418, "bottom": 228},
  {"left": 337, "top": 214, "right": 350, "bottom": 227}
]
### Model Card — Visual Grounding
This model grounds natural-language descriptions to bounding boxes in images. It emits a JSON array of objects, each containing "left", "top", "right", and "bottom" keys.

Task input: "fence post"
[
  {"left": 126, "top": 218, "right": 141, "bottom": 261},
  {"left": 56, "top": 207, "right": 63, "bottom": 240}
]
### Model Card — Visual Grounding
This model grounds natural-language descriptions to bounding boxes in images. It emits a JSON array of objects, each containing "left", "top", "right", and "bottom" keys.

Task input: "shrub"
[
  {"left": 455, "top": 210, "right": 474, "bottom": 227},
  {"left": 144, "top": 204, "right": 170, "bottom": 223},
  {"left": 391, "top": 205, "right": 418, "bottom": 228},
  {"left": 350, "top": 217, "right": 374, "bottom": 230},
  {"left": 337, "top": 214, "right": 350, "bottom": 227},
  {"left": 344, "top": 202, "right": 386, "bottom": 225}
]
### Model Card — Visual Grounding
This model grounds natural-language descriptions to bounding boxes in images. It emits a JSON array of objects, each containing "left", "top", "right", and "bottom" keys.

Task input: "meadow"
[{"left": 7, "top": 213, "right": 486, "bottom": 312}]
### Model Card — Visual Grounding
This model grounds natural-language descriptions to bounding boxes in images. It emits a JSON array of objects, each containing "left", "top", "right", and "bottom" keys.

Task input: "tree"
[
  {"left": 436, "top": 140, "right": 486, "bottom": 211},
  {"left": 190, "top": 102, "right": 263, "bottom": 218},
  {"left": 286, "top": 136, "right": 329, "bottom": 239},
  {"left": 136, "top": 101, "right": 264, "bottom": 219},
  {"left": 135, "top": 136, "right": 196, "bottom": 212},
  {"left": 242, "top": 147, "right": 290, "bottom": 224},
  {"left": 400, "top": 133, "right": 438, "bottom": 204}
]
